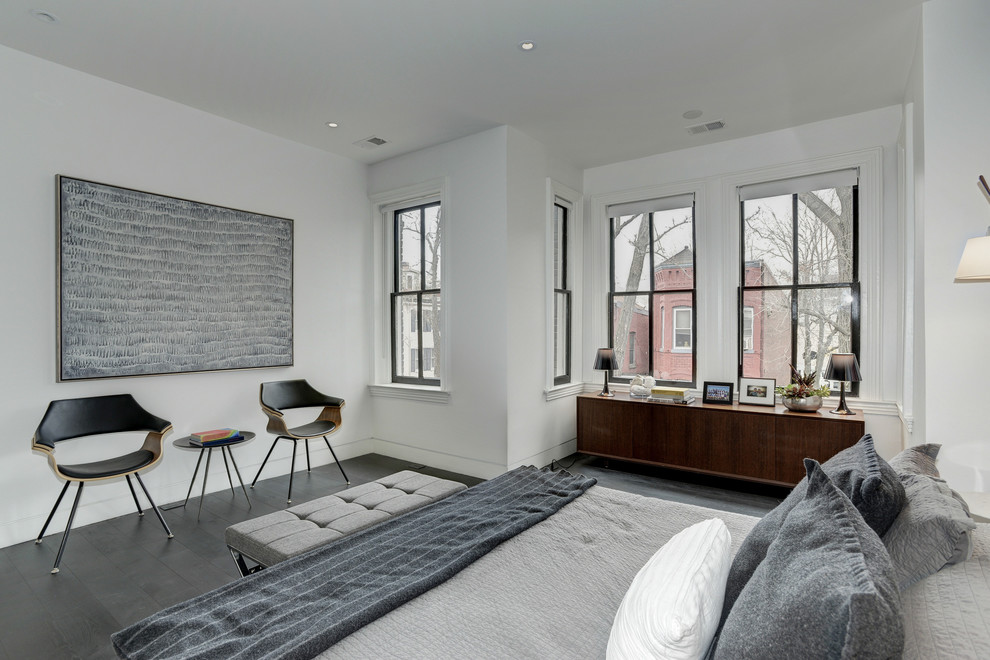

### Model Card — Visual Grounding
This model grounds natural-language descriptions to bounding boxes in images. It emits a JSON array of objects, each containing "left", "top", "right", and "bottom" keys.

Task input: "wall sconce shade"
[
  {"left": 825, "top": 353, "right": 861, "bottom": 415},
  {"left": 593, "top": 348, "right": 618, "bottom": 397}
]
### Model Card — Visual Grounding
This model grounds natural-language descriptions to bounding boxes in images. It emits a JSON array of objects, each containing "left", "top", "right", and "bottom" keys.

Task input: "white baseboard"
[
  {"left": 508, "top": 438, "right": 577, "bottom": 471},
  {"left": 371, "top": 437, "right": 505, "bottom": 480}
]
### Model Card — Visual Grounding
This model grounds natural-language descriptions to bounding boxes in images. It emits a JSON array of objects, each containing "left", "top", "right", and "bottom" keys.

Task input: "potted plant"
[{"left": 775, "top": 365, "right": 831, "bottom": 412}]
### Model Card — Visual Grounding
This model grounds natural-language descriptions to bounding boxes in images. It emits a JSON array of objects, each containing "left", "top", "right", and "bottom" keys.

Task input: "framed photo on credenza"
[
  {"left": 739, "top": 377, "right": 776, "bottom": 406},
  {"left": 702, "top": 381, "right": 734, "bottom": 405}
]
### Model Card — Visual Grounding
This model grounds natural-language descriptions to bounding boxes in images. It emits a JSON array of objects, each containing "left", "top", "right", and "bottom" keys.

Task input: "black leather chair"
[
  {"left": 251, "top": 379, "right": 348, "bottom": 504},
  {"left": 31, "top": 394, "right": 174, "bottom": 574}
]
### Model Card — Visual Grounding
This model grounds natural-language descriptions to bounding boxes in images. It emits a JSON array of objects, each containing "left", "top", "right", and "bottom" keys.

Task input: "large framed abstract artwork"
[{"left": 57, "top": 176, "right": 293, "bottom": 381}]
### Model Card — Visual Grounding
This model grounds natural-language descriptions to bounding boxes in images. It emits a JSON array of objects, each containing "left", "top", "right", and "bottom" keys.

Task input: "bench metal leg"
[
  {"left": 324, "top": 436, "right": 350, "bottom": 485},
  {"left": 125, "top": 475, "right": 144, "bottom": 516},
  {"left": 36, "top": 480, "right": 70, "bottom": 544},
  {"left": 228, "top": 546, "right": 266, "bottom": 578}
]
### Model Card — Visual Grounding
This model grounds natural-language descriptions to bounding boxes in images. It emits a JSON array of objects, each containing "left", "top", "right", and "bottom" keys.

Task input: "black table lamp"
[
  {"left": 824, "top": 353, "right": 861, "bottom": 415},
  {"left": 593, "top": 348, "right": 618, "bottom": 397}
]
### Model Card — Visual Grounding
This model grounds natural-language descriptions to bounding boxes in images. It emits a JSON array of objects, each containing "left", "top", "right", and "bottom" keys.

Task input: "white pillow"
[{"left": 606, "top": 518, "right": 732, "bottom": 660}]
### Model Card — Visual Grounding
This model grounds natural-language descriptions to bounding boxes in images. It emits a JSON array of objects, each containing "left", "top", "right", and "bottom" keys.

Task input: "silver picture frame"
[{"left": 739, "top": 377, "right": 776, "bottom": 406}]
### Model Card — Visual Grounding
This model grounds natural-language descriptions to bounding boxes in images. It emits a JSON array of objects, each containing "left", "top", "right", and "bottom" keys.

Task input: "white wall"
[
  {"left": 0, "top": 45, "right": 372, "bottom": 548},
  {"left": 366, "top": 127, "right": 584, "bottom": 477},
  {"left": 505, "top": 128, "right": 584, "bottom": 469},
  {"left": 916, "top": 0, "right": 990, "bottom": 490},
  {"left": 366, "top": 128, "right": 511, "bottom": 478},
  {"left": 583, "top": 107, "right": 905, "bottom": 458}
]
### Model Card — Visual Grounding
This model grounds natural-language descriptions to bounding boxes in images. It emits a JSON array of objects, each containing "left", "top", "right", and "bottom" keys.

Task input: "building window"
[
  {"left": 608, "top": 194, "right": 695, "bottom": 385},
  {"left": 552, "top": 202, "right": 572, "bottom": 385},
  {"left": 392, "top": 201, "right": 441, "bottom": 385},
  {"left": 628, "top": 332, "right": 636, "bottom": 368},
  {"left": 673, "top": 307, "right": 692, "bottom": 350},
  {"left": 739, "top": 170, "right": 859, "bottom": 393},
  {"left": 742, "top": 306, "right": 754, "bottom": 352}
]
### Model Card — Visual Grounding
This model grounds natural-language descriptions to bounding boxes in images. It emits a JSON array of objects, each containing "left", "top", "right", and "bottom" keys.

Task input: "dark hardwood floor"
[{"left": 0, "top": 452, "right": 783, "bottom": 659}]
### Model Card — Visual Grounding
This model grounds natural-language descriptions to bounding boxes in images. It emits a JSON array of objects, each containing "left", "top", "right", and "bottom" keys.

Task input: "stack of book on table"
[
  {"left": 190, "top": 428, "right": 243, "bottom": 446},
  {"left": 648, "top": 386, "right": 696, "bottom": 405}
]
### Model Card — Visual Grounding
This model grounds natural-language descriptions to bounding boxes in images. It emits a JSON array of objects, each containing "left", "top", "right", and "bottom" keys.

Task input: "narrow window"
[
  {"left": 673, "top": 307, "right": 692, "bottom": 350},
  {"left": 552, "top": 202, "right": 572, "bottom": 385},
  {"left": 392, "top": 202, "right": 441, "bottom": 385},
  {"left": 628, "top": 331, "right": 637, "bottom": 367},
  {"left": 742, "top": 306, "right": 754, "bottom": 352}
]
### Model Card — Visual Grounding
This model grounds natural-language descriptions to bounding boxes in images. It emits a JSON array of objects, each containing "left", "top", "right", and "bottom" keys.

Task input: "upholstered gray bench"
[{"left": 225, "top": 470, "right": 467, "bottom": 575}]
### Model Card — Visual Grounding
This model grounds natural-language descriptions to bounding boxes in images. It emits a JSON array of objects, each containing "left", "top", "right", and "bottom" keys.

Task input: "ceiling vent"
[
  {"left": 686, "top": 120, "right": 725, "bottom": 135},
  {"left": 354, "top": 135, "right": 389, "bottom": 149}
]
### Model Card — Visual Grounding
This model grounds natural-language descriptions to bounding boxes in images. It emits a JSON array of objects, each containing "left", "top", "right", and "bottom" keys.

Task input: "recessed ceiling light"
[
  {"left": 326, "top": 122, "right": 339, "bottom": 128},
  {"left": 519, "top": 41, "right": 536, "bottom": 51},
  {"left": 30, "top": 9, "right": 59, "bottom": 24},
  {"left": 682, "top": 109, "right": 703, "bottom": 120}
]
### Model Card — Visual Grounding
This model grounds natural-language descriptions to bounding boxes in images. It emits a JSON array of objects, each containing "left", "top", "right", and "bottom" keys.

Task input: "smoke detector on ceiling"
[
  {"left": 686, "top": 120, "right": 725, "bottom": 135},
  {"left": 354, "top": 135, "right": 389, "bottom": 149}
]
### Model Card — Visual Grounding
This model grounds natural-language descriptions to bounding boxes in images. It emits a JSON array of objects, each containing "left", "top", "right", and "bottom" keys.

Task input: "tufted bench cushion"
[{"left": 225, "top": 470, "right": 467, "bottom": 573}]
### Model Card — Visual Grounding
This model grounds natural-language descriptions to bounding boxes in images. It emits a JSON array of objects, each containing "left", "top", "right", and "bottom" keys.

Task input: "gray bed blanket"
[{"left": 111, "top": 465, "right": 596, "bottom": 660}]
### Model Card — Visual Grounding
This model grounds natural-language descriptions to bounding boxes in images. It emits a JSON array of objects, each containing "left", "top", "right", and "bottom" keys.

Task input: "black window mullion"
[
  {"left": 647, "top": 212, "right": 655, "bottom": 376},
  {"left": 790, "top": 194, "right": 799, "bottom": 370}
]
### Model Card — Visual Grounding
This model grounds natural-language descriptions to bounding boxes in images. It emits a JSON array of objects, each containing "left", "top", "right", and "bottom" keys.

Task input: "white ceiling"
[{"left": 0, "top": 0, "right": 923, "bottom": 169}]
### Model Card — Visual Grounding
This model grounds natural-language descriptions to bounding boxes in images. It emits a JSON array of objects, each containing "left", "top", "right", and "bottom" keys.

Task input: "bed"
[{"left": 113, "top": 440, "right": 990, "bottom": 660}]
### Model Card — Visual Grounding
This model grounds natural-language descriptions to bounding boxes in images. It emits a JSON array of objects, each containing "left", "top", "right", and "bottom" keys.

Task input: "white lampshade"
[{"left": 955, "top": 234, "right": 990, "bottom": 282}]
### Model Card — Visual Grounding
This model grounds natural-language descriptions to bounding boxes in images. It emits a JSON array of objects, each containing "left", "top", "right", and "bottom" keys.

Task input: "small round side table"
[{"left": 162, "top": 431, "right": 255, "bottom": 521}]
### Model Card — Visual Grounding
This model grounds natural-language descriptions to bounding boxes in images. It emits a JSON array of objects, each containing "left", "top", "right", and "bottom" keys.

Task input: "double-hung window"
[
  {"left": 608, "top": 194, "right": 695, "bottom": 385},
  {"left": 392, "top": 201, "right": 442, "bottom": 385},
  {"left": 739, "top": 170, "right": 859, "bottom": 392},
  {"left": 552, "top": 202, "right": 572, "bottom": 385}
]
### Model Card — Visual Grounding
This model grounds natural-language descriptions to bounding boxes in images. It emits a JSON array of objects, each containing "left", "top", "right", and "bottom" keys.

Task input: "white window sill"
[
  {"left": 544, "top": 382, "right": 585, "bottom": 401},
  {"left": 368, "top": 384, "right": 450, "bottom": 404}
]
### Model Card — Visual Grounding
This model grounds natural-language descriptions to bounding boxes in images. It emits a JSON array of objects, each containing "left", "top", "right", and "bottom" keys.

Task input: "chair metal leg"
[
  {"left": 323, "top": 436, "right": 350, "bottom": 485},
  {"left": 51, "top": 482, "right": 84, "bottom": 574},
  {"left": 134, "top": 473, "right": 174, "bottom": 539},
  {"left": 305, "top": 439, "right": 312, "bottom": 472},
  {"left": 36, "top": 480, "right": 71, "bottom": 544},
  {"left": 288, "top": 440, "right": 297, "bottom": 504},
  {"left": 250, "top": 438, "right": 280, "bottom": 488},
  {"left": 125, "top": 475, "right": 145, "bottom": 516}
]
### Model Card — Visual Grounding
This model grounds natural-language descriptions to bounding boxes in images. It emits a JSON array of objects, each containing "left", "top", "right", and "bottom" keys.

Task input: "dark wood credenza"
[{"left": 576, "top": 392, "right": 866, "bottom": 487}]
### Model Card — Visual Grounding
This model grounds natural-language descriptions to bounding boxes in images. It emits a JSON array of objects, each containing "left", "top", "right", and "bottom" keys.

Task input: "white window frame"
[
  {"left": 673, "top": 306, "right": 693, "bottom": 352},
  {"left": 370, "top": 178, "right": 451, "bottom": 403},
  {"left": 722, "top": 148, "right": 884, "bottom": 405},
  {"left": 742, "top": 306, "right": 754, "bottom": 352},
  {"left": 545, "top": 179, "right": 585, "bottom": 400}
]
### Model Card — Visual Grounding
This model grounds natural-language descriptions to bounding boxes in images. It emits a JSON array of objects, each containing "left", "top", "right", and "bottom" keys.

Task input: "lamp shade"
[
  {"left": 825, "top": 353, "right": 861, "bottom": 382},
  {"left": 955, "top": 234, "right": 990, "bottom": 282},
  {"left": 593, "top": 348, "right": 618, "bottom": 370}
]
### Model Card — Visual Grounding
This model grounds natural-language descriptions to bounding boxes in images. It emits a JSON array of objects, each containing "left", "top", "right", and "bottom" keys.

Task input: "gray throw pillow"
[
  {"left": 883, "top": 471, "right": 976, "bottom": 589},
  {"left": 889, "top": 443, "right": 941, "bottom": 478},
  {"left": 720, "top": 434, "right": 905, "bottom": 620},
  {"left": 712, "top": 459, "right": 904, "bottom": 660}
]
